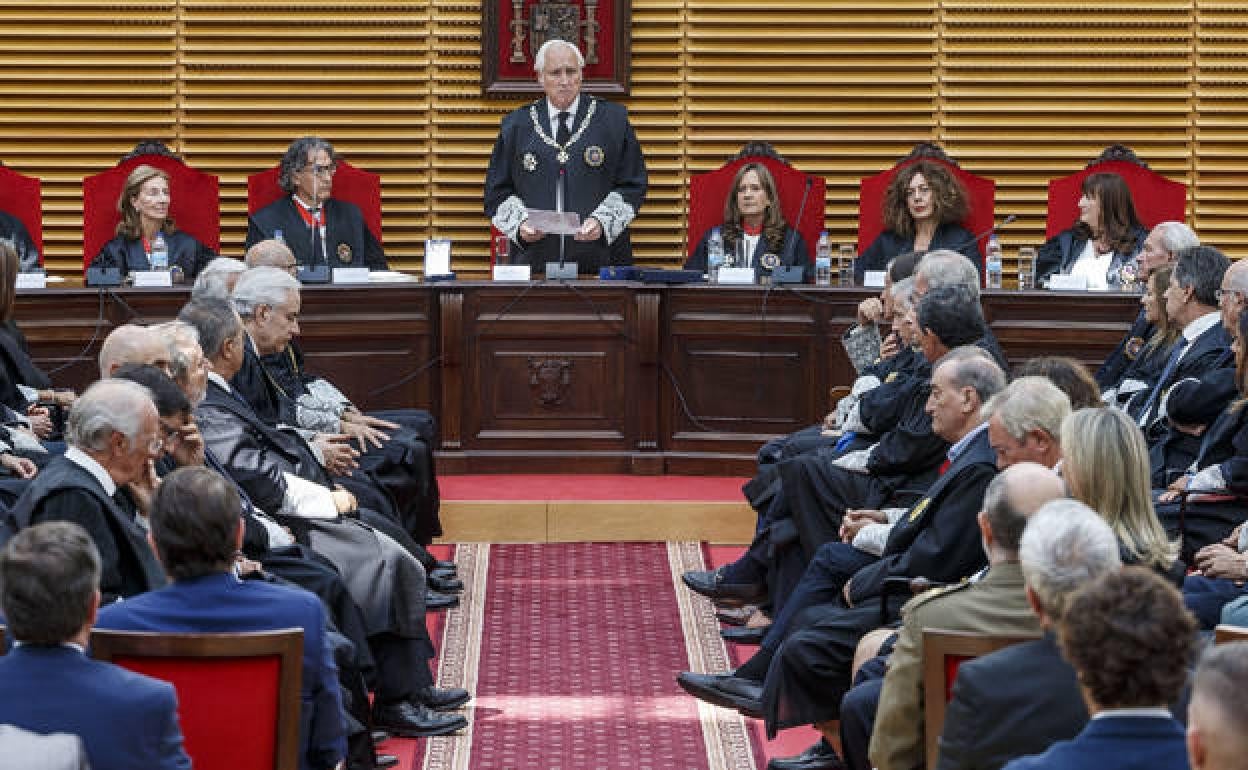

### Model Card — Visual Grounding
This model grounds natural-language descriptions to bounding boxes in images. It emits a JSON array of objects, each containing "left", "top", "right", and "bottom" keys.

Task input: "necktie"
[
  {"left": 556, "top": 111, "right": 571, "bottom": 145},
  {"left": 1137, "top": 335, "right": 1190, "bottom": 426}
]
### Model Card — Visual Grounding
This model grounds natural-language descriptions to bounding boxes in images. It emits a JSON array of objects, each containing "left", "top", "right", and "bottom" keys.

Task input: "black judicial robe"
[
  {"left": 855, "top": 222, "right": 980, "bottom": 284},
  {"left": 88, "top": 230, "right": 215, "bottom": 282},
  {"left": 0, "top": 320, "right": 51, "bottom": 413},
  {"left": 484, "top": 96, "right": 648, "bottom": 273},
  {"left": 246, "top": 197, "right": 387, "bottom": 270},
  {"left": 685, "top": 225, "right": 810, "bottom": 278},
  {"left": 0, "top": 210, "right": 39, "bottom": 271}
]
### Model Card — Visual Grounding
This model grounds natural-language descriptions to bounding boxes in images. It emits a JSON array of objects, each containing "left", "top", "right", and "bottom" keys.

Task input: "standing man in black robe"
[
  {"left": 484, "top": 39, "right": 647, "bottom": 274},
  {"left": 246, "top": 137, "right": 387, "bottom": 271}
]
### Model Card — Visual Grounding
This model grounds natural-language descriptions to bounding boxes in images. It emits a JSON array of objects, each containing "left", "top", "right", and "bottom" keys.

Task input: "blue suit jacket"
[
  {"left": 96, "top": 571, "right": 347, "bottom": 770},
  {"left": 0, "top": 644, "right": 190, "bottom": 770},
  {"left": 1002, "top": 715, "right": 1189, "bottom": 770}
]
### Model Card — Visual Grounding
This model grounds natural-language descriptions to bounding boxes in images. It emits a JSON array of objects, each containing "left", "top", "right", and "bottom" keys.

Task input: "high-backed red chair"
[
  {"left": 857, "top": 152, "right": 996, "bottom": 265},
  {"left": 247, "top": 159, "right": 383, "bottom": 244},
  {"left": 1045, "top": 154, "right": 1187, "bottom": 239},
  {"left": 91, "top": 628, "right": 303, "bottom": 770},
  {"left": 922, "top": 629, "right": 1039, "bottom": 769},
  {"left": 0, "top": 164, "right": 43, "bottom": 262},
  {"left": 687, "top": 154, "right": 827, "bottom": 263},
  {"left": 81, "top": 144, "right": 220, "bottom": 271}
]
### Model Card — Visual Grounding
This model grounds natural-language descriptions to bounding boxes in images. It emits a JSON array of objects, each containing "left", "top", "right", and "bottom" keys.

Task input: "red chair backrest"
[
  {"left": 247, "top": 160, "right": 383, "bottom": 244},
  {"left": 0, "top": 165, "right": 42, "bottom": 261},
  {"left": 1045, "top": 159, "right": 1187, "bottom": 239},
  {"left": 857, "top": 157, "right": 996, "bottom": 263},
  {"left": 82, "top": 154, "right": 220, "bottom": 270},
  {"left": 687, "top": 156, "right": 827, "bottom": 263}
]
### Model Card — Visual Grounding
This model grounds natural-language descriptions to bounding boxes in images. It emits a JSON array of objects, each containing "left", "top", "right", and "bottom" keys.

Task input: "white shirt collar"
[
  {"left": 947, "top": 420, "right": 989, "bottom": 464},
  {"left": 64, "top": 446, "right": 117, "bottom": 497},
  {"left": 1181, "top": 311, "right": 1220, "bottom": 344},
  {"left": 207, "top": 370, "right": 232, "bottom": 393},
  {"left": 1092, "top": 707, "right": 1173, "bottom": 720},
  {"left": 547, "top": 97, "right": 581, "bottom": 129}
]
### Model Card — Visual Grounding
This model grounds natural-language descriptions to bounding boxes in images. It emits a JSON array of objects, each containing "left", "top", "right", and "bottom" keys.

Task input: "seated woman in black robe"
[
  {"left": 1062, "top": 406, "right": 1185, "bottom": 585},
  {"left": 1036, "top": 171, "right": 1147, "bottom": 289},
  {"left": 855, "top": 159, "right": 978, "bottom": 283},
  {"left": 1103, "top": 266, "right": 1181, "bottom": 407},
  {"left": 685, "top": 162, "right": 808, "bottom": 279},
  {"left": 0, "top": 208, "right": 39, "bottom": 271},
  {"left": 87, "top": 164, "right": 215, "bottom": 283}
]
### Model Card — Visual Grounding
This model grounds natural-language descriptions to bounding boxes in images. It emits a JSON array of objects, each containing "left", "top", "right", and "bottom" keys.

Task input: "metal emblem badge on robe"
[
  {"left": 523, "top": 152, "right": 538, "bottom": 172},
  {"left": 584, "top": 145, "right": 605, "bottom": 167},
  {"left": 759, "top": 252, "right": 781, "bottom": 271},
  {"left": 337, "top": 243, "right": 353, "bottom": 263}
]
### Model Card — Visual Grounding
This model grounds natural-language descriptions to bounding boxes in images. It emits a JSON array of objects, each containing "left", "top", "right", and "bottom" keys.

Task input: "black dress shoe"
[
  {"left": 426, "top": 589, "right": 459, "bottom": 610},
  {"left": 682, "top": 568, "right": 767, "bottom": 606},
  {"left": 430, "top": 566, "right": 458, "bottom": 582},
  {"left": 370, "top": 730, "right": 390, "bottom": 745},
  {"left": 434, "top": 558, "right": 457, "bottom": 573},
  {"left": 415, "top": 685, "right": 471, "bottom": 711},
  {"left": 720, "top": 625, "right": 767, "bottom": 645},
  {"left": 675, "top": 671, "right": 764, "bottom": 718},
  {"left": 372, "top": 700, "right": 468, "bottom": 738},
  {"left": 374, "top": 754, "right": 399, "bottom": 768},
  {"left": 428, "top": 573, "right": 464, "bottom": 593},
  {"left": 766, "top": 740, "right": 846, "bottom": 770}
]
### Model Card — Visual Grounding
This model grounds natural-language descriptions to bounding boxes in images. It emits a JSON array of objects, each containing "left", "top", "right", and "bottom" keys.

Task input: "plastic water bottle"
[
  {"left": 150, "top": 231, "right": 169, "bottom": 271},
  {"left": 985, "top": 234, "right": 1003, "bottom": 290},
  {"left": 707, "top": 227, "right": 725, "bottom": 284},
  {"left": 274, "top": 228, "right": 285, "bottom": 245},
  {"left": 815, "top": 231, "right": 832, "bottom": 286}
]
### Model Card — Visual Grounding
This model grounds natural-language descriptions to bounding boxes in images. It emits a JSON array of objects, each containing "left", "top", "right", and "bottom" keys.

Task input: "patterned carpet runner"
[{"left": 421, "top": 542, "right": 756, "bottom": 770}]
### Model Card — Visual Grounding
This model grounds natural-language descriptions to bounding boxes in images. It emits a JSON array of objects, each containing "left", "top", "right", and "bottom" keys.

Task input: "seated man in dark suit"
[
  {"left": 245, "top": 136, "right": 386, "bottom": 270},
  {"left": 0, "top": 521, "right": 191, "bottom": 770},
  {"left": 1002, "top": 568, "right": 1196, "bottom": 770},
  {"left": 935, "top": 500, "right": 1123, "bottom": 770},
  {"left": 96, "top": 466, "right": 349, "bottom": 770},
  {"left": 3, "top": 379, "right": 166, "bottom": 603}
]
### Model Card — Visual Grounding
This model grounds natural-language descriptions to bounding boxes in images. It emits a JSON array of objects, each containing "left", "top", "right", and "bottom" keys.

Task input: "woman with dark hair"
[
  {"left": 245, "top": 136, "right": 387, "bottom": 270},
  {"left": 87, "top": 164, "right": 215, "bottom": 283},
  {"left": 1036, "top": 171, "right": 1147, "bottom": 289},
  {"left": 686, "top": 162, "right": 808, "bottom": 278},
  {"left": 1014, "top": 356, "right": 1103, "bottom": 410},
  {"left": 855, "top": 160, "right": 978, "bottom": 282}
]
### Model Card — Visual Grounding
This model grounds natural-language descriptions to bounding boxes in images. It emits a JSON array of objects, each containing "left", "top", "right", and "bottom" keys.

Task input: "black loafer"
[
  {"left": 374, "top": 754, "right": 400, "bottom": 768},
  {"left": 415, "top": 685, "right": 471, "bottom": 711},
  {"left": 370, "top": 730, "right": 390, "bottom": 745},
  {"left": 426, "top": 589, "right": 459, "bottom": 610},
  {"left": 429, "top": 573, "right": 464, "bottom": 593},
  {"left": 430, "top": 566, "right": 459, "bottom": 582},
  {"left": 766, "top": 740, "right": 846, "bottom": 770},
  {"left": 675, "top": 671, "right": 764, "bottom": 718},
  {"left": 372, "top": 701, "right": 467, "bottom": 737},
  {"left": 682, "top": 568, "right": 767, "bottom": 606},
  {"left": 434, "top": 559, "right": 457, "bottom": 573},
  {"left": 720, "top": 625, "right": 767, "bottom": 645}
]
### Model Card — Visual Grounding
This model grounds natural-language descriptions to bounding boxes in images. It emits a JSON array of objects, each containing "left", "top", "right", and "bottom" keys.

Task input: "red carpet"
[
  {"left": 439, "top": 475, "right": 749, "bottom": 502},
  {"left": 423, "top": 542, "right": 756, "bottom": 770}
]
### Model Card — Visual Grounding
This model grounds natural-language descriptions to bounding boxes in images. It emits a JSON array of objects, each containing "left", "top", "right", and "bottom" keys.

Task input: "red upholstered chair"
[
  {"left": 247, "top": 160, "right": 383, "bottom": 244},
  {"left": 0, "top": 164, "right": 43, "bottom": 262},
  {"left": 81, "top": 143, "right": 220, "bottom": 272},
  {"left": 922, "top": 629, "right": 1039, "bottom": 770},
  {"left": 687, "top": 153, "right": 827, "bottom": 264},
  {"left": 91, "top": 628, "right": 303, "bottom": 770},
  {"left": 857, "top": 152, "right": 996, "bottom": 266},
  {"left": 1045, "top": 147, "right": 1187, "bottom": 239}
]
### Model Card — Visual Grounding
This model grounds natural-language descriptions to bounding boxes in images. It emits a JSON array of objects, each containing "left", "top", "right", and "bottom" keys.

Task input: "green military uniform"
[{"left": 869, "top": 561, "right": 1041, "bottom": 770}]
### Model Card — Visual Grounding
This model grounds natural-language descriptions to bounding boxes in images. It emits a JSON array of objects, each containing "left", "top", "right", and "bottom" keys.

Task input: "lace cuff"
[
  {"left": 590, "top": 192, "right": 636, "bottom": 244},
  {"left": 491, "top": 195, "right": 528, "bottom": 240}
]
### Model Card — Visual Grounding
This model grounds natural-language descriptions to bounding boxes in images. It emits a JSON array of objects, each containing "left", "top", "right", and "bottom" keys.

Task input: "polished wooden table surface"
[{"left": 18, "top": 281, "right": 1140, "bottom": 475}]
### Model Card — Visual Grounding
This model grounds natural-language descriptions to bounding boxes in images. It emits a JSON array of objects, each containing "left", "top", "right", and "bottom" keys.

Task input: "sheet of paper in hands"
[{"left": 526, "top": 209, "right": 581, "bottom": 235}]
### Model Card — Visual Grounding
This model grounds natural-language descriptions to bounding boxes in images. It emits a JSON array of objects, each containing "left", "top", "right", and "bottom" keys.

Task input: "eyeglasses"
[
  {"left": 905, "top": 186, "right": 931, "bottom": 199},
  {"left": 305, "top": 164, "right": 336, "bottom": 177},
  {"left": 1216, "top": 289, "right": 1243, "bottom": 303}
]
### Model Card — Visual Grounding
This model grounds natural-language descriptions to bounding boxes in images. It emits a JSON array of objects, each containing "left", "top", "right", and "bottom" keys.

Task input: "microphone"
[
  {"left": 948, "top": 214, "right": 1018, "bottom": 255},
  {"left": 557, "top": 167, "right": 567, "bottom": 270},
  {"left": 780, "top": 177, "right": 814, "bottom": 268}
]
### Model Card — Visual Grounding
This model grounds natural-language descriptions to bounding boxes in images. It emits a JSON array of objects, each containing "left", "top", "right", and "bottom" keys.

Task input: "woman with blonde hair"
[
  {"left": 87, "top": 164, "right": 215, "bottom": 282},
  {"left": 1102, "top": 265, "right": 1181, "bottom": 406},
  {"left": 1060, "top": 406, "right": 1183, "bottom": 584}
]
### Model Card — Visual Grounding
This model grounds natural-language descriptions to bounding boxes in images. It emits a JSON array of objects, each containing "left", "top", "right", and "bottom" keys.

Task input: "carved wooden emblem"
[
  {"left": 528, "top": 357, "right": 573, "bottom": 406},
  {"left": 482, "top": 1, "right": 631, "bottom": 96}
]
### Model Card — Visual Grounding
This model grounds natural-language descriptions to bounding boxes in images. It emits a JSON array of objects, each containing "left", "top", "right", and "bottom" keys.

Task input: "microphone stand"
[{"left": 775, "top": 178, "right": 813, "bottom": 284}]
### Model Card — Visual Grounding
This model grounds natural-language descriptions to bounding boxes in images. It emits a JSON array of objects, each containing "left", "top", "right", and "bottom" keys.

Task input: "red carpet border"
[{"left": 423, "top": 542, "right": 756, "bottom": 770}]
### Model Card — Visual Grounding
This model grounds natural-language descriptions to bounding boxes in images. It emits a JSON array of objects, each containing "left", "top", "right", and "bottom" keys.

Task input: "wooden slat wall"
[{"left": 1, "top": 1, "right": 1246, "bottom": 278}]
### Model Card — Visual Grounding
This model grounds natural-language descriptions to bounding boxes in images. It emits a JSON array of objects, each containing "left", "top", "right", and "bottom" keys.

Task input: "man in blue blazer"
[
  {"left": 96, "top": 465, "right": 349, "bottom": 770},
  {"left": 1003, "top": 568, "right": 1197, "bottom": 770},
  {"left": 0, "top": 521, "right": 191, "bottom": 770}
]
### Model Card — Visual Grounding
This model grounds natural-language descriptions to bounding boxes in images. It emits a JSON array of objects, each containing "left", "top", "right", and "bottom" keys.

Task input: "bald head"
[
  {"left": 244, "top": 239, "right": 297, "bottom": 270},
  {"left": 98, "top": 324, "right": 172, "bottom": 379},
  {"left": 980, "top": 462, "right": 1066, "bottom": 558}
]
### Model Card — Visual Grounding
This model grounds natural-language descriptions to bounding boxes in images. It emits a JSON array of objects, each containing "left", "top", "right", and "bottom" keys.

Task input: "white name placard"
[
  {"left": 717, "top": 267, "right": 756, "bottom": 285},
  {"left": 332, "top": 268, "right": 371, "bottom": 284},
  {"left": 424, "top": 238, "right": 452, "bottom": 276},
  {"left": 862, "top": 270, "right": 887, "bottom": 288},
  {"left": 15, "top": 273, "right": 47, "bottom": 289},
  {"left": 493, "top": 264, "right": 532, "bottom": 281},
  {"left": 131, "top": 271, "right": 173, "bottom": 288},
  {"left": 1048, "top": 274, "right": 1088, "bottom": 291}
]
